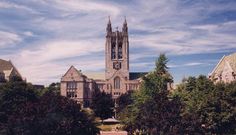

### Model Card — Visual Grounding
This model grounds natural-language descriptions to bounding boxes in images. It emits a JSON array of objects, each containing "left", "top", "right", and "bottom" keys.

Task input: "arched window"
[
  {"left": 111, "top": 43, "right": 116, "bottom": 59},
  {"left": 114, "top": 76, "right": 120, "bottom": 89},
  {"left": 118, "top": 43, "right": 122, "bottom": 59}
]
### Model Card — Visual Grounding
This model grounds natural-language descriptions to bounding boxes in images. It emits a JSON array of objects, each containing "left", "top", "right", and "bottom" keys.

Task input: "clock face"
[{"left": 113, "top": 62, "right": 121, "bottom": 70}]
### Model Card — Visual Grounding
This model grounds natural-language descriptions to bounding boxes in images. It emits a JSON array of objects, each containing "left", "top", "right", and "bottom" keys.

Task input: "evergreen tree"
[
  {"left": 155, "top": 54, "right": 168, "bottom": 75},
  {"left": 91, "top": 91, "right": 114, "bottom": 122},
  {"left": 116, "top": 91, "right": 133, "bottom": 114},
  {"left": 120, "top": 54, "right": 180, "bottom": 134}
]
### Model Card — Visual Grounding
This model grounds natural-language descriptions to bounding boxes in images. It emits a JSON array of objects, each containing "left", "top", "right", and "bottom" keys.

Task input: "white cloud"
[
  {"left": 1, "top": 0, "right": 236, "bottom": 84},
  {"left": 47, "top": 0, "right": 120, "bottom": 17},
  {"left": 129, "top": 20, "right": 236, "bottom": 56},
  {"left": 0, "top": 31, "right": 22, "bottom": 48},
  {"left": 23, "top": 31, "right": 34, "bottom": 37},
  {"left": 0, "top": 1, "right": 37, "bottom": 13},
  {"left": 18, "top": 39, "right": 104, "bottom": 63},
  {"left": 168, "top": 62, "right": 206, "bottom": 68},
  {"left": 8, "top": 39, "right": 105, "bottom": 84}
]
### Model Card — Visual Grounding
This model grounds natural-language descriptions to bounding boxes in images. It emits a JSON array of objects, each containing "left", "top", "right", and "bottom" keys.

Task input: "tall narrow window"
[
  {"left": 66, "top": 81, "right": 77, "bottom": 89},
  {"left": 111, "top": 43, "right": 116, "bottom": 59},
  {"left": 66, "top": 81, "right": 77, "bottom": 98},
  {"left": 118, "top": 43, "right": 122, "bottom": 59},
  {"left": 114, "top": 76, "right": 120, "bottom": 89}
]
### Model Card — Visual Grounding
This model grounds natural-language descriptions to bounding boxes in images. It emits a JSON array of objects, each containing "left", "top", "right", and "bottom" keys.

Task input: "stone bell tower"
[{"left": 105, "top": 17, "right": 129, "bottom": 95}]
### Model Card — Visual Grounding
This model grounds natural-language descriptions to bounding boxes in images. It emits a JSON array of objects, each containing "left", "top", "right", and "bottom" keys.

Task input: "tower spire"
[
  {"left": 108, "top": 16, "right": 111, "bottom": 24},
  {"left": 124, "top": 16, "right": 127, "bottom": 25},
  {"left": 122, "top": 16, "right": 128, "bottom": 33},
  {"left": 106, "top": 16, "right": 112, "bottom": 34}
]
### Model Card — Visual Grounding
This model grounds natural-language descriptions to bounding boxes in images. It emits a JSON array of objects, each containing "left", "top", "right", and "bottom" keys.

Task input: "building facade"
[
  {"left": 209, "top": 52, "right": 236, "bottom": 83},
  {"left": 60, "top": 19, "right": 146, "bottom": 107},
  {"left": 0, "top": 59, "right": 22, "bottom": 83}
]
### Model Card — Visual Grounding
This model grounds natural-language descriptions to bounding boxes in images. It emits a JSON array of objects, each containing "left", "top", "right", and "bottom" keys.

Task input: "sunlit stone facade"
[
  {"left": 209, "top": 52, "right": 236, "bottom": 83},
  {"left": 60, "top": 19, "right": 146, "bottom": 107},
  {"left": 0, "top": 59, "right": 22, "bottom": 83}
]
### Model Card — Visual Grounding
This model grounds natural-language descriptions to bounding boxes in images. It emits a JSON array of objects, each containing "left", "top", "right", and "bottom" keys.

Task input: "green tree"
[
  {"left": 174, "top": 76, "right": 236, "bottom": 134},
  {"left": 199, "top": 82, "right": 236, "bottom": 134},
  {"left": 136, "top": 54, "right": 173, "bottom": 102},
  {"left": 120, "top": 54, "right": 180, "bottom": 134},
  {"left": 155, "top": 54, "right": 168, "bottom": 75},
  {"left": 0, "top": 79, "right": 39, "bottom": 134},
  {"left": 91, "top": 91, "right": 114, "bottom": 122},
  {"left": 0, "top": 80, "right": 99, "bottom": 135},
  {"left": 136, "top": 91, "right": 183, "bottom": 134},
  {"left": 116, "top": 91, "right": 133, "bottom": 113},
  {"left": 40, "top": 82, "right": 60, "bottom": 96}
]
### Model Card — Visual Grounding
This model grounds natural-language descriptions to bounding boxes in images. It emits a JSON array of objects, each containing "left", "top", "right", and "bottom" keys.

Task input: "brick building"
[
  {"left": 209, "top": 52, "right": 236, "bottom": 83},
  {"left": 0, "top": 59, "right": 22, "bottom": 83},
  {"left": 60, "top": 18, "right": 147, "bottom": 107}
]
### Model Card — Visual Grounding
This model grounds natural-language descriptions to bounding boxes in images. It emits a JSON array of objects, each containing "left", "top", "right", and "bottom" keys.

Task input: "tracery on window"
[
  {"left": 66, "top": 81, "right": 77, "bottom": 98},
  {"left": 111, "top": 43, "right": 116, "bottom": 59},
  {"left": 118, "top": 43, "right": 122, "bottom": 59},
  {"left": 114, "top": 76, "right": 120, "bottom": 89},
  {"left": 67, "top": 81, "right": 77, "bottom": 89}
]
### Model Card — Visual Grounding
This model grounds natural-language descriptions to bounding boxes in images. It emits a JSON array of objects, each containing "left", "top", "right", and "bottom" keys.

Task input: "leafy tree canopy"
[
  {"left": 173, "top": 76, "right": 236, "bottom": 134},
  {"left": 91, "top": 90, "right": 114, "bottom": 121},
  {"left": 0, "top": 80, "right": 99, "bottom": 135}
]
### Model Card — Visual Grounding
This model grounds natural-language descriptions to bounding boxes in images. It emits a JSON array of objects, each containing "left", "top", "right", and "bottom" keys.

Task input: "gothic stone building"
[
  {"left": 60, "top": 19, "right": 147, "bottom": 107},
  {"left": 209, "top": 52, "right": 236, "bottom": 83},
  {"left": 0, "top": 59, "right": 22, "bottom": 83}
]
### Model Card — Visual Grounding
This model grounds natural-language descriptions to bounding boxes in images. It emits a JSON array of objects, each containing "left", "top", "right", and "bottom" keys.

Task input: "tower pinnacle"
[
  {"left": 122, "top": 16, "right": 128, "bottom": 33},
  {"left": 106, "top": 16, "right": 112, "bottom": 34}
]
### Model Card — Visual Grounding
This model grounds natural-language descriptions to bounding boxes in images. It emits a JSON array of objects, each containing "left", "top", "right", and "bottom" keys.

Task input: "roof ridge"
[{"left": 209, "top": 55, "right": 226, "bottom": 75}]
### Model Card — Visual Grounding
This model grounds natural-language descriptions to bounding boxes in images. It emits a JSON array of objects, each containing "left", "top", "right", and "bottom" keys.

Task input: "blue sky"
[{"left": 0, "top": 0, "right": 236, "bottom": 85}]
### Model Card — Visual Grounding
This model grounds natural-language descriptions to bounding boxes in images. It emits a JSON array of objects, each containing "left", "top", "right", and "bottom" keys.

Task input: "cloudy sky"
[{"left": 0, "top": 0, "right": 236, "bottom": 85}]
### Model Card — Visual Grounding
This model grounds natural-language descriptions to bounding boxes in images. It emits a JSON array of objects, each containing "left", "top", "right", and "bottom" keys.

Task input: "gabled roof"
[
  {"left": 0, "top": 59, "right": 13, "bottom": 72},
  {"left": 0, "top": 59, "right": 22, "bottom": 79},
  {"left": 226, "top": 52, "right": 236, "bottom": 71},
  {"left": 210, "top": 52, "right": 236, "bottom": 76},
  {"left": 62, "top": 65, "right": 84, "bottom": 77}
]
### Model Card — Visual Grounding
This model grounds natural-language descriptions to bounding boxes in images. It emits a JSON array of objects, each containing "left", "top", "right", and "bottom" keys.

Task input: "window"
[
  {"left": 114, "top": 76, "right": 120, "bottom": 89},
  {"left": 85, "top": 83, "right": 89, "bottom": 88},
  {"left": 84, "top": 89, "right": 89, "bottom": 98},
  {"left": 67, "top": 81, "right": 77, "bottom": 89},
  {"left": 111, "top": 43, "right": 116, "bottom": 59},
  {"left": 66, "top": 81, "right": 77, "bottom": 98},
  {"left": 118, "top": 43, "right": 122, "bottom": 59},
  {"left": 66, "top": 91, "right": 77, "bottom": 98},
  {"left": 98, "top": 84, "right": 104, "bottom": 89},
  {"left": 114, "top": 92, "right": 121, "bottom": 95}
]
